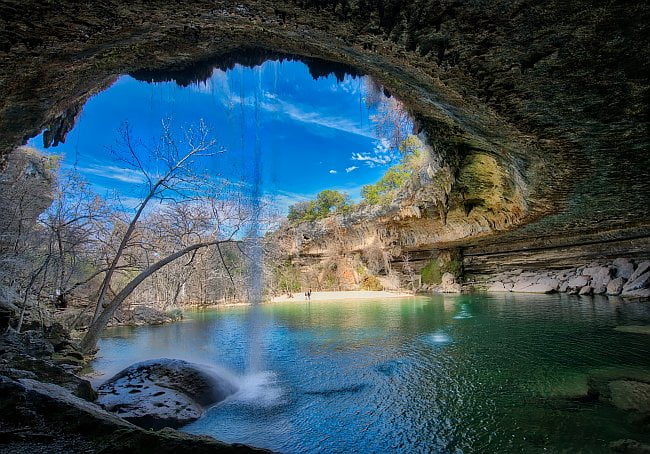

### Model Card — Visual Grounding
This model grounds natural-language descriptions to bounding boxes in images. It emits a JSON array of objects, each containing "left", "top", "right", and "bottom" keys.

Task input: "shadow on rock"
[{"left": 97, "top": 358, "right": 238, "bottom": 429}]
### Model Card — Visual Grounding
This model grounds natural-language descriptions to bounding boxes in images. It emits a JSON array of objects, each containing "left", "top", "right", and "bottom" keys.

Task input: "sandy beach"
[{"left": 270, "top": 290, "right": 414, "bottom": 303}]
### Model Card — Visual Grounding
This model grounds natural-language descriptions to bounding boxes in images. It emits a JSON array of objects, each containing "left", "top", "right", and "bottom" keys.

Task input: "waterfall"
[{"left": 244, "top": 64, "right": 264, "bottom": 374}]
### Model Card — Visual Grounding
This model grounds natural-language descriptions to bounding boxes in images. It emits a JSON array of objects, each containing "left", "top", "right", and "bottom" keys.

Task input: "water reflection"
[
  {"left": 452, "top": 303, "right": 473, "bottom": 320},
  {"left": 93, "top": 294, "right": 650, "bottom": 453}
]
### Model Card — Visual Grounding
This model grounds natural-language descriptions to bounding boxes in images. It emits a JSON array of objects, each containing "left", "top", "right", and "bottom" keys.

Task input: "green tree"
[
  {"left": 361, "top": 164, "right": 410, "bottom": 206},
  {"left": 287, "top": 200, "right": 316, "bottom": 222},
  {"left": 287, "top": 190, "right": 351, "bottom": 222},
  {"left": 314, "top": 190, "right": 350, "bottom": 217}
]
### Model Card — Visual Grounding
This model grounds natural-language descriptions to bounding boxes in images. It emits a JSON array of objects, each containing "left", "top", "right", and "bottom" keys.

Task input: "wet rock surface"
[
  {"left": 0, "top": 327, "right": 96, "bottom": 400},
  {"left": 97, "top": 358, "right": 238, "bottom": 429},
  {"left": 0, "top": 375, "right": 266, "bottom": 453},
  {"left": 0, "top": 327, "right": 264, "bottom": 453},
  {"left": 609, "top": 381, "right": 650, "bottom": 413},
  {"left": 610, "top": 439, "right": 650, "bottom": 454}
]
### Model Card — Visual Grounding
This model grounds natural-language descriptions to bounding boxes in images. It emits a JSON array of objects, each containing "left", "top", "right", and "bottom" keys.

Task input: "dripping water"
[{"left": 245, "top": 64, "right": 265, "bottom": 374}]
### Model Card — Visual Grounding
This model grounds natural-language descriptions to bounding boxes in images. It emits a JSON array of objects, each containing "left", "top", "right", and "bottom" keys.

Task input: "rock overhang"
[{"left": 0, "top": 0, "right": 648, "bottom": 252}]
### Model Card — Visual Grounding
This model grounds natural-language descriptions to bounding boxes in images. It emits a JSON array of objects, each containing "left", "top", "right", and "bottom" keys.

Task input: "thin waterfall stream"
[{"left": 245, "top": 65, "right": 265, "bottom": 375}]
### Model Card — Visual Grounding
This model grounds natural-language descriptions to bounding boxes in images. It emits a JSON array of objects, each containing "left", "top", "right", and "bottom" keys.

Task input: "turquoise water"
[{"left": 92, "top": 294, "right": 650, "bottom": 453}]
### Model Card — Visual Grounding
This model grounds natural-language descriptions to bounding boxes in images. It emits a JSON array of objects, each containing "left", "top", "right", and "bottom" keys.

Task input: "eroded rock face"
[{"left": 97, "top": 358, "right": 238, "bottom": 429}]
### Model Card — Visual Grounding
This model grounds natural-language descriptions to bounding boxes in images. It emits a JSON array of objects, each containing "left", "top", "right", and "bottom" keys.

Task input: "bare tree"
[
  {"left": 79, "top": 119, "right": 251, "bottom": 353},
  {"left": 38, "top": 171, "right": 110, "bottom": 307}
]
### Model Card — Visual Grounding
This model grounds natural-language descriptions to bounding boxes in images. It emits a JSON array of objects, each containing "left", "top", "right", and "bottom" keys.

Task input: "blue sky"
[{"left": 29, "top": 60, "right": 406, "bottom": 213}]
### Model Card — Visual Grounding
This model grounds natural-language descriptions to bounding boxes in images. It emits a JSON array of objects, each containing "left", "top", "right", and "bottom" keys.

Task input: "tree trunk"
[
  {"left": 80, "top": 239, "right": 232, "bottom": 353},
  {"left": 92, "top": 190, "right": 155, "bottom": 321}
]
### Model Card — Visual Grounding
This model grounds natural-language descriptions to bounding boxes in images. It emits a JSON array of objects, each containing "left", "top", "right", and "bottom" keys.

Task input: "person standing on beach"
[{"left": 307, "top": 288, "right": 312, "bottom": 301}]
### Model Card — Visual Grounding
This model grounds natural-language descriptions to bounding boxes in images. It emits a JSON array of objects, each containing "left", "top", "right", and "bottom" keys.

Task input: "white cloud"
[
  {"left": 329, "top": 169, "right": 337, "bottom": 174},
  {"left": 207, "top": 88, "right": 376, "bottom": 139},
  {"left": 267, "top": 98, "right": 376, "bottom": 138},
  {"left": 73, "top": 163, "right": 146, "bottom": 184},
  {"left": 351, "top": 138, "right": 398, "bottom": 168},
  {"left": 345, "top": 166, "right": 358, "bottom": 173}
]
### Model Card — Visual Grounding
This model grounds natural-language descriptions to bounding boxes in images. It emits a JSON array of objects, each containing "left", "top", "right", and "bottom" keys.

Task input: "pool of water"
[{"left": 91, "top": 294, "right": 650, "bottom": 453}]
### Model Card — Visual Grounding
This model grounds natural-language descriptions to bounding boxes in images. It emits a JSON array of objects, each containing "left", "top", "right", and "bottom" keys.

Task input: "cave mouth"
[{"left": 29, "top": 49, "right": 419, "bottom": 217}]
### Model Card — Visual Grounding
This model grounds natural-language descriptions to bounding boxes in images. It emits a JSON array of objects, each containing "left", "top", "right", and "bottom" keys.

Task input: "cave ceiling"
[{"left": 0, "top": 0, "right": 648, "bottom": 249}]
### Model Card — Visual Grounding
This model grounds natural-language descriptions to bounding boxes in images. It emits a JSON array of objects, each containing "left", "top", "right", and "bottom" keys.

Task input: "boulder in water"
[
  {"left": 607, "top": 277, "right": 627, "bottom": 296},
  {"left": 97, "top": 358, "right": 238, "bottom": 429}
]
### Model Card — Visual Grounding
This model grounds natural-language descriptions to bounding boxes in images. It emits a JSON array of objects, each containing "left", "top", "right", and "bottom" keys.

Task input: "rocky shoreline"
[
  {"left": 417, "top": 258, "right": 650, "bottom": 300},
  {"left": 2, "top": 281, "right": 649, "bottom": 452},
  {"left": 0, "top": 325, "right": 267, "bottom": 453},
  {"left": 480, "top": 259, "right": 650, "bottom": 299}
]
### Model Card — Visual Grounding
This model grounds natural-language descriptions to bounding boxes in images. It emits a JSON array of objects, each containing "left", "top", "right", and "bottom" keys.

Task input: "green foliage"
[
  {"left": 420, "top": 260, "right": 443, "bottom": 285},
  {"left": 361, "top": 274, "right": 383, "bottom": 291},
  {"left": 166, "top": 308, "right": 184, "bottom": 321},
  {"left": 456, "top": 152, "right": 506, "bottom": 210},
  {"left": 360, "top": 135, "right": 428, "bottom": 206},
  {"left": 287, "top": 190, "right": 352, "bottom": 222},
  {"left": 446, "top": 254, "right": 464, "bottom": 278},
  {"left": 273, "top": 260, "right": 302, "bottom": 292},
  {"left": 361, "top": 164, "right": 410, "bottom": 206},
  {"left": 420, "top": 250, "right": 464, "bottom": 285}
]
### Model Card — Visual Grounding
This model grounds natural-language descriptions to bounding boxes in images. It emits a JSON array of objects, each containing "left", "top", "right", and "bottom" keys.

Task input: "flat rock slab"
[
  {"left": 98, "top": 358, "right": 238, "bottom": 429},
  {"left": 614, "top": 325, "right": 650, "bottom": 335},
  {"left": 487, "top": 281, "right": 510, "bottom": 292}
]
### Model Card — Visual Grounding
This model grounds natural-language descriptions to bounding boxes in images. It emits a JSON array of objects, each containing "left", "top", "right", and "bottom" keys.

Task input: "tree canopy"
[
  {"left": 361, "top": 164, "right": 410, "bottom": 205},
  {"left": 287, "top": 190, "right": 351, "bottom": 222}
]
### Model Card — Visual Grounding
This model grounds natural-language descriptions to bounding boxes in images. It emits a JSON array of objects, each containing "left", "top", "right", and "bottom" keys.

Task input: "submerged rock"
[
  {"left": 623, "top": 288, "right": 650, "bottom": 298},
  {"left": 98, "top": 358, "right": 238, "bottom": 429},
  {"left": 610, "top": 439, "right": 650, "bottom": 454},
  {"left": 609, "top": 380, "right": 650, "bottom": 412},
  {"left": 614, "top": 325, "right": 650, "bottom": 335}
]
